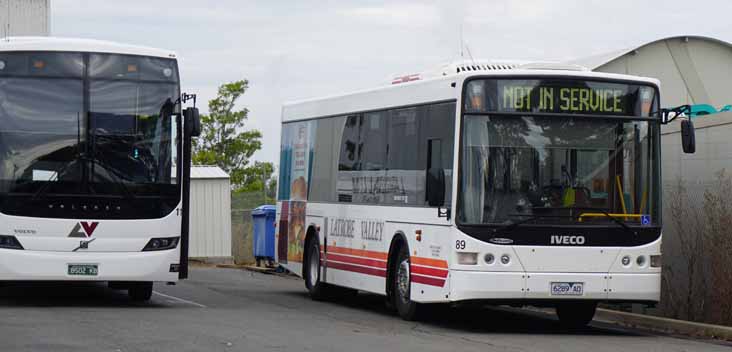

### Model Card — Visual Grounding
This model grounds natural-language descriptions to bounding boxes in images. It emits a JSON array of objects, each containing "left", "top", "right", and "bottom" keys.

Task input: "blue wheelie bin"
[{"left": 251, "top": 205, "right": 276, "bottom": 267}]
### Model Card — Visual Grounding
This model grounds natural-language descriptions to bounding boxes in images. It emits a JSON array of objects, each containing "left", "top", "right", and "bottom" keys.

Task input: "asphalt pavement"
[{"left": 0, "top": 266, "right": 729, "bottom": 352}]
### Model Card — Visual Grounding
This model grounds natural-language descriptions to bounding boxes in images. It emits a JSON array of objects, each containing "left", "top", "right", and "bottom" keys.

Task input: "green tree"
[{"left": 192, "top": 80, "right": 274, "bottom": 191}]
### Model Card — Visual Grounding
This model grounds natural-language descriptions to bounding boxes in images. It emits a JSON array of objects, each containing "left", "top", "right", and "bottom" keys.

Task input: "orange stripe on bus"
[{"left": 411, "top": 256, "right": 448, "bottom": 269}]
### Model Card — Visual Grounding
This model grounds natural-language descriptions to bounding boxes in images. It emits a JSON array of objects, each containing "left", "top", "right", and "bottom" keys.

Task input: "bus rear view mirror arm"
[{"left": 661, "top": 105, "right": 696, "bottom": 154}]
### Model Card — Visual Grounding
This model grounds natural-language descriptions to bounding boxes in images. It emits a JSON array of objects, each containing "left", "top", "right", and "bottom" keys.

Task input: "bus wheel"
[
  {"left": 556, "top": 301, "right": 597, "bottom": 328},
  {"left": 128, "top": 282, "right": 153, "bottom": 302},
  {"left": 394, "top": 245, "right": 420, "bottom": 320},
  {"left": 304, "top": 239, "right": 327, "bottom": 300}
]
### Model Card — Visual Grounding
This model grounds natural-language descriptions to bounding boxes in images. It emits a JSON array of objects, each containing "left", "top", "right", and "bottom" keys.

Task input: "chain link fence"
[{"left": 230, "top": 191, "right": 275, "bottom": 265}]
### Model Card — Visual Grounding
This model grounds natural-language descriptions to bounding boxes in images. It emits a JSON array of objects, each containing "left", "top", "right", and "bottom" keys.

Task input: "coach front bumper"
[{"left": 0, "top": 248, "right": 180, "bottom": 282}]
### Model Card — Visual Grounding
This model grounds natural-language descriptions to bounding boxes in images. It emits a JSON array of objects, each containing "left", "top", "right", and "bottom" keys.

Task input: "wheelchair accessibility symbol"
[{"left": 641, "top": 215, "right": 651, "bottom": 226}]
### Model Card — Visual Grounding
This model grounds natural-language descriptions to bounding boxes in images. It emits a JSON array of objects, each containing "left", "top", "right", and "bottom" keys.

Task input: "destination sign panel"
[{"left": 465, "top": 78, "right": 657, "bottom": 116}]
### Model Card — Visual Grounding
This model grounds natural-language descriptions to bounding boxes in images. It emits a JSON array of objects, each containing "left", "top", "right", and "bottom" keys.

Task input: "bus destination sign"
[{"left": 466, "top": 79, "right": 656, "bottom": 116}]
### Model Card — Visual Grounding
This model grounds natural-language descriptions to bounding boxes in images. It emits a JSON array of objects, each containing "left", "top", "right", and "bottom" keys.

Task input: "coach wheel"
[
  {"left": 393, "top": 244, "right": 420, "bottom": 320},
  {"left": 128, "top": 282, "right": 153, "bottom": 302},
  {"left": 556, "top": 301, "right": 597, "bottom": 328},
  {"left": 304, "top": 238, "right": 327, "bottom": 300}
]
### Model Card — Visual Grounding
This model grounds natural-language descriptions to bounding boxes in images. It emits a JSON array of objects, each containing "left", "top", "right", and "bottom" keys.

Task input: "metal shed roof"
[
  {"left": 567, "top": 35, "right": 732, "bottom": 70},
  {"left": 172, "top": 166, "right": 230, "bottom": 179}
]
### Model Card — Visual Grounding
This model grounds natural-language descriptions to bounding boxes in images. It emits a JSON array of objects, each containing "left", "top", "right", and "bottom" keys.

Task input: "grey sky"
[{"left": 52, "top": 0, "right": 732, "bottom": 164}]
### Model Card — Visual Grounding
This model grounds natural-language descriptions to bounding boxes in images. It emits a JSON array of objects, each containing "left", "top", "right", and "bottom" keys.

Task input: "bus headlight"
[
  {"left": 636, "top": 255, "right": 647, "bottom": 267},
  {"left": 457, "top": 252, "right": 478, "bottom": 265},
  {"left": 0, "top": 235, "right": 23, "bottom": 250},
  {"left": 621, "top": 255, "right": 631, "bottom": 266},
  {"left": 484, "top": 253, "right": 495, "bottom": 265},
  {"left": 142, "top": 237, "right": 180, "bottom": 251},
  {"left": 500, "top": 254, "right": 511, "bottom": 265}
]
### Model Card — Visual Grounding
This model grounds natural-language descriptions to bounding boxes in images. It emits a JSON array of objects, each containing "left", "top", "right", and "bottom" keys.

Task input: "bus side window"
[{"left": 426, "top": 138, "right": 445, "bottom": 206}]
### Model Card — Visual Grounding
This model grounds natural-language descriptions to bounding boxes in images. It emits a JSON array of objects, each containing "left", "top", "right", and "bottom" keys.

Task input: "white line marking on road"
[{"left": 153, "top": 291, "right": 207, "bottom": 308}]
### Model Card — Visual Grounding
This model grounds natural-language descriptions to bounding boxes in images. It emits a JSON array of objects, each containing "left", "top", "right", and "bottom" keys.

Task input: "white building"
[
  {"left": 175, "top": 166, "right": 232, "bottom": 260},
  {"left": 0, "top": 0, "right": 50, "bottom": 37}
]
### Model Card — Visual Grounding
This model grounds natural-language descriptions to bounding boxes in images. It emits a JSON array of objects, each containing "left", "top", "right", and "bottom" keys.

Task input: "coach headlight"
[
  {"left": 142, "top": 237, "right": 180, "bottom": 251},
  {"left": 0, "top": 235, "right": 23, "bottom": 250}
]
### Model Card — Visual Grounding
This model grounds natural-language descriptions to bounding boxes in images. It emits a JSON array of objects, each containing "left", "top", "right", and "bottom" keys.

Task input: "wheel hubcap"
[
  {"left": 309, "top": 246, "right": 319, "bottom": 285},
  {"left": 397, "top": 258, "right": 410, "bottom": 301}
]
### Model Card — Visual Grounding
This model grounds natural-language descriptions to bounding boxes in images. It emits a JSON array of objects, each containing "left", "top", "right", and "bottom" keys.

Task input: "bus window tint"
[
  {"left": 420, "top": 102, "right": 455, "bottom": 205},
  {"left": 360, "top": 112, "right": 387, "bottom": 171},
  {"left": 338, "top": 115, "right": 361, "bottom": 171},
  {"left": 308, "top": 117, "right": 341, "bottom": 202},
  {"left": 331, "top": 101, "right": 456, "bottom": 206}
]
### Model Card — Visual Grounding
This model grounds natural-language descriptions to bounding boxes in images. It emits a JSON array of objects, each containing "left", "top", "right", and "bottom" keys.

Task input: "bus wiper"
[
  {"left": 491, "top": 214, "right": 573, "bottom": 234},
  {"left": 86, "top": 155, "right": 135, "bottom": 200},
  {"left": 30, "top": 158, "right": 80, "bottom": 202},
  {"left": 31, "top": 154, "right": 135, "bottom": 202},
  {"left": 571, "top": 207, "right": 638, "bottom": 236}
]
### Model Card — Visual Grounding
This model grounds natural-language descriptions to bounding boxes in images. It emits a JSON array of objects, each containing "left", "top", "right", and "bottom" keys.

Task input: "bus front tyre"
[
  {"left": 394, "top": 245, "right": 420, "bottom": 321},
  {"left": 556, "top": 301, "right": 597, "bottom": 328},
  {"left": 128, "top": 282, "right": 153, "bottom": 302}
]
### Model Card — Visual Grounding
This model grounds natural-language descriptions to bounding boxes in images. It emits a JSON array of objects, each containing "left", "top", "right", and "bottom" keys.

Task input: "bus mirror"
[
  {"left": 184, "top": 107, "right": 202, "bottom": 137},
  {"left": 681, "top": 119, "right": 696, "bottom": 154},
  {"left": 426, "top": 168, "right": 445, "bottom": 207}
]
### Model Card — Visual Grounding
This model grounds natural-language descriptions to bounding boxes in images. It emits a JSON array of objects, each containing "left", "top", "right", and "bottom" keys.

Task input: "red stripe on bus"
[
  {"left": 326, "top": 246, "right": 389, "bottom": 260},
  {"left": 411, "top": 274, "right": 445, "bottom": 287},
  {"left": 326, "top": 261, "right": 387, "bottom": 277},
  {"left": 327, "top": 253, "right": 387, "bottom": 269},
  {"left": 410, "top": 265, "right": 448, "bottom": 278}
]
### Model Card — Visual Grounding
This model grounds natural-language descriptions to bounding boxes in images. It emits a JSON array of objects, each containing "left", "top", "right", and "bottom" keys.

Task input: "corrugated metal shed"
[
  {"left": 0, "top": 0, "right": 49, "bottom": 37},
  {"left": 175, "top": 165, "right": 232, "bottom": 259},
  {"left": 569, "top": 36, "right": 732, "bottom": 317}
]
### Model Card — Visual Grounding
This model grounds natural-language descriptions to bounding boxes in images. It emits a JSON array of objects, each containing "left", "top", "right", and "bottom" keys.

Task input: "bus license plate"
[
  {"left": 68, "top": 264, "right": 98, "bottom": 276},
  {"left": 550, "top": 282, "right": 584, "bottom": 296}
]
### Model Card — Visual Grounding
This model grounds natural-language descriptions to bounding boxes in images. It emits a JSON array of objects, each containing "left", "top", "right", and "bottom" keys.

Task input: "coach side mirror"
[
  {"left": 184, "top": 107, "right": 201, "bottom": 137},
  {"left": 426, "top": 167, "right": 445, "bottom": 207},
  {"left": 681, "top": 119, "right": 695, "bottom": 154}
]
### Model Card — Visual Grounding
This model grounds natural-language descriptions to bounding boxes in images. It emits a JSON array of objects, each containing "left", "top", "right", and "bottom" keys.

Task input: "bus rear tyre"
[
  {"left": 394, "top": 245, "right": 420, "bottom": 321},
  {"left": 128, "top": 282, "right": 153, "bottom": 302},
  {"left": 304, "top": 239, "right": 328, "bottom": 301},
  {"left": 556, "top": 301, "right": 597, "bottom": 328}
]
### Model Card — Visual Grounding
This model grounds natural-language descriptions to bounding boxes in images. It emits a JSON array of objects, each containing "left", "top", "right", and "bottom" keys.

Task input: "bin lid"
[{"left": 251, "top": 204, "right": 276, "bottom": 216}]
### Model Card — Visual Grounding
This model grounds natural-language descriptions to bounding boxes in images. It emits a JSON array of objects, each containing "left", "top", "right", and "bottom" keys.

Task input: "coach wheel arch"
[
  {"left": 386, "top": 232, "right": 409, "bottom": 302},
  {"left": 302, "top": 225, "right": 319, "bottom": 278}
]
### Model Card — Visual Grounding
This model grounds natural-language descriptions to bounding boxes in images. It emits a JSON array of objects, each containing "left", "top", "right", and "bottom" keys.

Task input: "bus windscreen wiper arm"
[
  {"left": 571, "top": 207, "right": 638, "bottom": 236},
  {"left": 491, "top": 214, "right": 574, "bottom": 234}
]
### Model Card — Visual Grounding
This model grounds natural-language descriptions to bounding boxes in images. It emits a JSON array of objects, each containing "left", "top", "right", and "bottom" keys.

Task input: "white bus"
[
  {"left": 0, "top": 37, "right": 201, "bottom": 301},
  {"left": 276, "top": 60, "right": 694, "bottom": 326}
]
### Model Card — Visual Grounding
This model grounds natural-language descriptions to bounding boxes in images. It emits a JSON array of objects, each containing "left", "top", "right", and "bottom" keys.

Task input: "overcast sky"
[{"left": 52, "top": 0, "right": 732, "bottom": 164}]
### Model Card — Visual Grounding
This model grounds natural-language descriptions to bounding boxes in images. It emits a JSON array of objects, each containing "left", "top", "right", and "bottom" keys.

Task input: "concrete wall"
[
  {"left": 0, "top": 0, "right": 49, "bottom": 36},
  {"left": 189, "top": 178, "right": 232, "bottom": 259}
]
